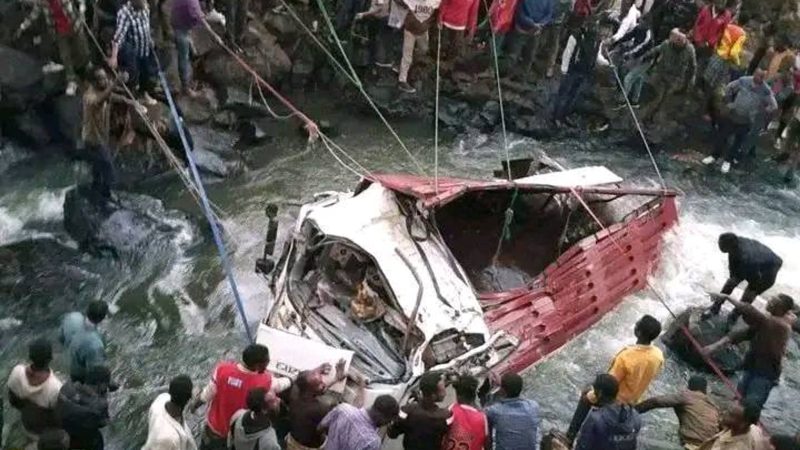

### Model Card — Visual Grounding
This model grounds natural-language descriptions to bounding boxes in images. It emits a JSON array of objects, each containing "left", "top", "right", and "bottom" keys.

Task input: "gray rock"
[
  {"left": 663, "top": 307, "right": 745, "bottom": 374},
  {"left": 0, "top": 45, "right": 45, "bottom": 110},
  {"left": 193, "top": 147, "right": 229, "bottom": 177},
  {"left": 63, "top": 186, "right": 192, "bottom": 261}
]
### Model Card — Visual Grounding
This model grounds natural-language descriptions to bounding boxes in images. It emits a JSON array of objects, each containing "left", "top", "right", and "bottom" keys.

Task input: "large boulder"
[
  {"left": 200, "top": 22, "right": 291, "bottom": 91},
  {"left": 63, "top": 185, "right": 193, "bottom": 261},
  {"left": 0, "top": 45, "right": 46, "bottom": 111},
  {"left": 663, "top": 307, "right": 746, "bottom": 374}
]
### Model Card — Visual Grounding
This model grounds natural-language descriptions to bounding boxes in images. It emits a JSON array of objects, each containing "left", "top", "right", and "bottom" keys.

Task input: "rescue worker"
[{"left": 702, "top": 232, "right": 783, "bottom": 325}]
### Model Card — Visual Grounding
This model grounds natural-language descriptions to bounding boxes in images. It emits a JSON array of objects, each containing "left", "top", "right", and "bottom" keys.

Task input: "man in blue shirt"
[
  {"left": 59, "top": 301, "right": 109, "bottom": 382},
  {"left": 485, "top": 372, "right": 540, "bottom": 450},
  {"left": 59, "top": 301, "right": 108, "bottom": 348},
  {"left": 575, "top": 374, "right": 642, "bottom": 450}
]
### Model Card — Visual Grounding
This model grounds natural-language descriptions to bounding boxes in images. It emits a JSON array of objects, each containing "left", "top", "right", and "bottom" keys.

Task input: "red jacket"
[
  {"left": 489, "top": 0, "right": 519, "bottom": 33},
  {"left": 440, "top": 0, "right": 480, "bottom": 33},
  {"left": 206, "top": 362, "right": 273, "bottom": 437},
  {"left": 692, "top": 5, "right": 731, "bottom": 48},
  {"left": 572, "top": 0, "right": 604, "bottom": 17}
]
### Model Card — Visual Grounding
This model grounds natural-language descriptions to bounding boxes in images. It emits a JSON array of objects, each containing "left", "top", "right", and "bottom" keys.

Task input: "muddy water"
[{"left": 1, "top": 100, "right": 799, "bottom": 448}]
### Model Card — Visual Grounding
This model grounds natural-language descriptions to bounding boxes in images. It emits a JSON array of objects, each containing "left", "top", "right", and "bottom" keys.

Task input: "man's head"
[
  {"left": 246, "top": 387, "right": 275, "bottom": 416},
  {"left": 721, "top": 401, "right": 760, "bottom": 433},
  {"left": 593, "top": 373, "right": 620, "bottom": 404},
  {"left": 634, "top": 315, "right": 662, "bottom": 344},
  {"left": 669, "top": 28, "right": 687, "bottom": 46},
  {"left": 687, "top": 375, "right": 708, "bottom": 393},
  {"left": 766, "top": 294, "right": 795, "bottom": 317},
  {"left": 453, "top": 375, "right": 479, "bottom": 404},
  {"left": 753, "top": 68, "right": 767, "bottom": 86},
  {"left": 37, "top": 429, "right": 69, "bottom": 450},
  {"left": 85, "top": 365, "right": 112, "bottom": 394},
  {"left": 91, "top": 67, "right": 111, "bottom": 90},
  {"left": 168, "top": 375, "right": 194, "bottom": 409},
  {"left": 131, "top": 0, "right": 147, "bottom": 10},
  {"left": 86, "top": 300, "right": 109, "bottom": 325},
  {"left": 500, "top": 373, "right": 524, "bottom": 399},
  {"left": 419, "top": 371, "right": 446, "bottom": 403},
  {"left": 718, "top": 232, "right": 738, "bottom": 253},
  {"left": 368, "top": 395, "right": 400, "bottom": 427},
  {"left": 242, "top": 344, "right": 270, "bottom": 373},
  {"left": 29, "top": 339, "right": 53, "bottom": 371},
  {"left": 296, "top": 369, "right": 326, "bottom": 397}
]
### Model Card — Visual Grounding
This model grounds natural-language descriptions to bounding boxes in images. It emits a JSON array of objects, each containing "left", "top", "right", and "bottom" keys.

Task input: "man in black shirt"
[
  {"left": 388, "top": 371, "right": 452, "bottom": 450},
  {"left": 704, "top": 232, "right": 783, "bottom": 327},
  {"left": 286, "top": 361, "right": 348, "bottom": 450}
]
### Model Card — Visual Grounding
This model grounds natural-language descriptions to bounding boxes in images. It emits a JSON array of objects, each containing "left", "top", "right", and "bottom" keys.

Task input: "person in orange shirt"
[{"left": 565, "top": 315, "right": 664, "bottom": 443}]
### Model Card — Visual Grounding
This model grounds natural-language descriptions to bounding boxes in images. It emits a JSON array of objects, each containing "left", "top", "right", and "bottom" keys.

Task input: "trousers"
[
  {"left": 553, "top": 71, "right": 588, "bottom": 121},
  {"left": 398, "top": 29, "right": 429, "bottom": 83}
]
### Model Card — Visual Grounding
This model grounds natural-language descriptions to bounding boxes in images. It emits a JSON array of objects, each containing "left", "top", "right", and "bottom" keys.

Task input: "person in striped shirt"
[{"left": 108, "top": 0, "right": 158, "bottom": 105}]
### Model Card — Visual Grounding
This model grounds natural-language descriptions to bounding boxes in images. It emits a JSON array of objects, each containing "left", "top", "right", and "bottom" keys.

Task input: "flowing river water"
[{"left": 1, "top": 99, "right": 799, "bottom": 448}]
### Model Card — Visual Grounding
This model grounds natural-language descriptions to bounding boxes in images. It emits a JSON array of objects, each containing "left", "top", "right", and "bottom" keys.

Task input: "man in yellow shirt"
[{"left": 566, "top": 315, "right": 664, "bottom": 443}]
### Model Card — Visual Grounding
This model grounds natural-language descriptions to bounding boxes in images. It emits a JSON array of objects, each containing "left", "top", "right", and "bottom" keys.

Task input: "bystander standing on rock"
[
  {"left": 109, "top": 0, "right": 159, "bottom": 106},
  {"left": 14, "top": 0, "right": 89, "bottom": 96}
]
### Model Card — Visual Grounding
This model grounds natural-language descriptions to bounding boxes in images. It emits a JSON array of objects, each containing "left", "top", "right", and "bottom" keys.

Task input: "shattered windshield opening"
[
  {"left": 435, "top": 190, "right": 616, "bottom": 292},
  {"left": 285, "top": 224, "right": 421, "bottom": 383}
]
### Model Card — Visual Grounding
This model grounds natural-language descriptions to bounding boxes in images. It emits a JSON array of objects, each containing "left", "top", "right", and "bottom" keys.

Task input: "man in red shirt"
[
  {"left": 15, "top": 0, "right": 89, "bottom": 96},
  {"left": 194, "top": 344, "right": 291, "bottom": 450},
  {"left": 690, "top": 0, "right": 731, "bottom": 67},
  {"left": 443, "top": 375, "right": 490, "bottom": 450}
]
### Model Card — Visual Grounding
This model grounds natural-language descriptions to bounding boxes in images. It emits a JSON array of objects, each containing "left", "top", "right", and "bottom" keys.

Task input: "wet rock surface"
[
  {"left": 63, "top": 184, "right": 193, "bottom": 260},
  {"left": 663, "top": 307, "right": 745, "bottom": 373}
]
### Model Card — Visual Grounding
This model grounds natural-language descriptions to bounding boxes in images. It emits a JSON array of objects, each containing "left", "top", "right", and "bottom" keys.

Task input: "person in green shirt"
[{"left": 59, "top": 301, "right": 109, "bottom": 382}]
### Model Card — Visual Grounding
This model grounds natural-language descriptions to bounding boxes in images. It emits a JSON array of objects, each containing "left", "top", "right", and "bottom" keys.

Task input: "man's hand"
[
  {"left": 709, "top": 292, "right": 731, "bottom": 304},
  {"left": 134, "top": 102, "right": 148, "bottom": 115},
  {"left": 334, "top": 359, "right": 347, "bottom": 381},
  {"left": 317, "top": 362, "right": 333, "bottom": 376},
  {"left": 107, "top": 57, "right": 118, "bottom": 70},
  {"left": 13, "top": 28, "right": 24, "bottom": 40},
  {"left": 355, "top": 12, "right": 366, "bottom": 20}
]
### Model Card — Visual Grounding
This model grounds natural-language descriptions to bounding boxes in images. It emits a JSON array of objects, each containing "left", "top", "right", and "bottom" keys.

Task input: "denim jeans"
[
  {"left": 553, "top": 71, "right": 588, "bottom": 121},
  {"left": 119, "top": 47, "right": 157, "bottom": 95},
  {"left": 174, "top": 28, "right": 193, "bottom": 89},
  {"left": 738, "top": 371, "right": 777, "bottom": 412},
  {"left": 623, "top": 62, "right": 649, "bottom": 104}
]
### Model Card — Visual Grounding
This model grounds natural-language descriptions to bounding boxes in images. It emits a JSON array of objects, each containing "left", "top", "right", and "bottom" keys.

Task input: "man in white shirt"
[
  {"left": 142, "top": 375, "right": 197, "bottom": 450},
  {"left": 6, "top": 339, "right": 63, "bottom": 443}
]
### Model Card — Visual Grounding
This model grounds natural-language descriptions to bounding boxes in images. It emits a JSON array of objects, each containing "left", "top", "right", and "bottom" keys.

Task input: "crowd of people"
[
  {"left": 7, "top": 0, "right": 800, "bottom": 197},
  {"left": 2, "top": 231, "right": 798, "bottom": 449}
]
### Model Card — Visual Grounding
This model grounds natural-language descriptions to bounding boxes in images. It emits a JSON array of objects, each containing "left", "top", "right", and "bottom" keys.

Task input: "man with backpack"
[{"left": 574, "top": 374, "right": 642, "bottom": 450}]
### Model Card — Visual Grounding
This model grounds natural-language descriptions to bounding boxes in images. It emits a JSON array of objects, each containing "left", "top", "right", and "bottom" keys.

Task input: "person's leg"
[
  {"left": 553, "top": 73, "right": 575, "bottom": 120},
  {"left": 724, "top": 122, "right": 752, "bottom": 162},
  {"left": 236, "top": 0, "right": 251, "bottom": 43},
  {"left": 174, "top": 29, "right": 192, "bottom": 90},
  {"left": 398, "top": 29, "right": 416, "bottom": 84},
  {"left": 562, "top": 73, "right": 587, "bottom": 117},
  {"left": 566, "top": 388, "right": 593, "bottom": 442},
  {"left": 741, "top": 372, "right": 776, "bottom": 413},
  {"left": 506, "top": 29, "right": 527, "bottom": 64},
  {"left": 642, "top": 78, "right": 667, "bottom": 121},
  {"left": 57, "top": 34, "right": 77, "bottom": 83},
  {"left": 522, "top": 33, "right": 542, "bottom": 74},
  {"left": 712, "top": 118, "right": 736, "bottom": 159},
  {"left": 119, "top": 45, "right": 141, "bottom": 91},
  {"left": 225, "top": 0, "right": 238, "bottom": 41},
  {"left": 544, "top": 22, "right": 565, "bottom": 77},
  {"left": 140, "top": 52, "right": 158, "bottom": 96}
]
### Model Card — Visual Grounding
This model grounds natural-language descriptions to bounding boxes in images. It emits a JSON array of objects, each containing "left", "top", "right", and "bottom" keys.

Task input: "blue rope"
[{"left": 153, "top": 55, "right": 254, "bottom": 343}]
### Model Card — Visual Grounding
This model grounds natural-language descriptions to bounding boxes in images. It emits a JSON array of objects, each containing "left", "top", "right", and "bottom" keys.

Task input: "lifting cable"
[
  {"left": 605, "top": 50, "right": 667, "bottom": 191},
  {"left": 311, "top": 0, "right": 429, "bottom": 176},
  {"left": 80, "top": 20, "right": 229, "bottom": 222},
  {"left": 153, "top": 53, "right": 255, "bottom": 342},
  {"left": 567, "top": 187, "right": 748, "bottom": 406},
  {"left": 481, "top": 0, "right": 512, "bottom": 182}
]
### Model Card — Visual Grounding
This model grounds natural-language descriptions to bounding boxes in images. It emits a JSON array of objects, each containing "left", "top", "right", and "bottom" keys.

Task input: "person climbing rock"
[
  {"left": 638, "top": 29, "right": 697, "bottom": 123},
  {"left": 702, "top": 232, "right": 783, "bottom": 324},
  {"left": 703, "top": 293, "right": 795, "bottom": 414}
]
